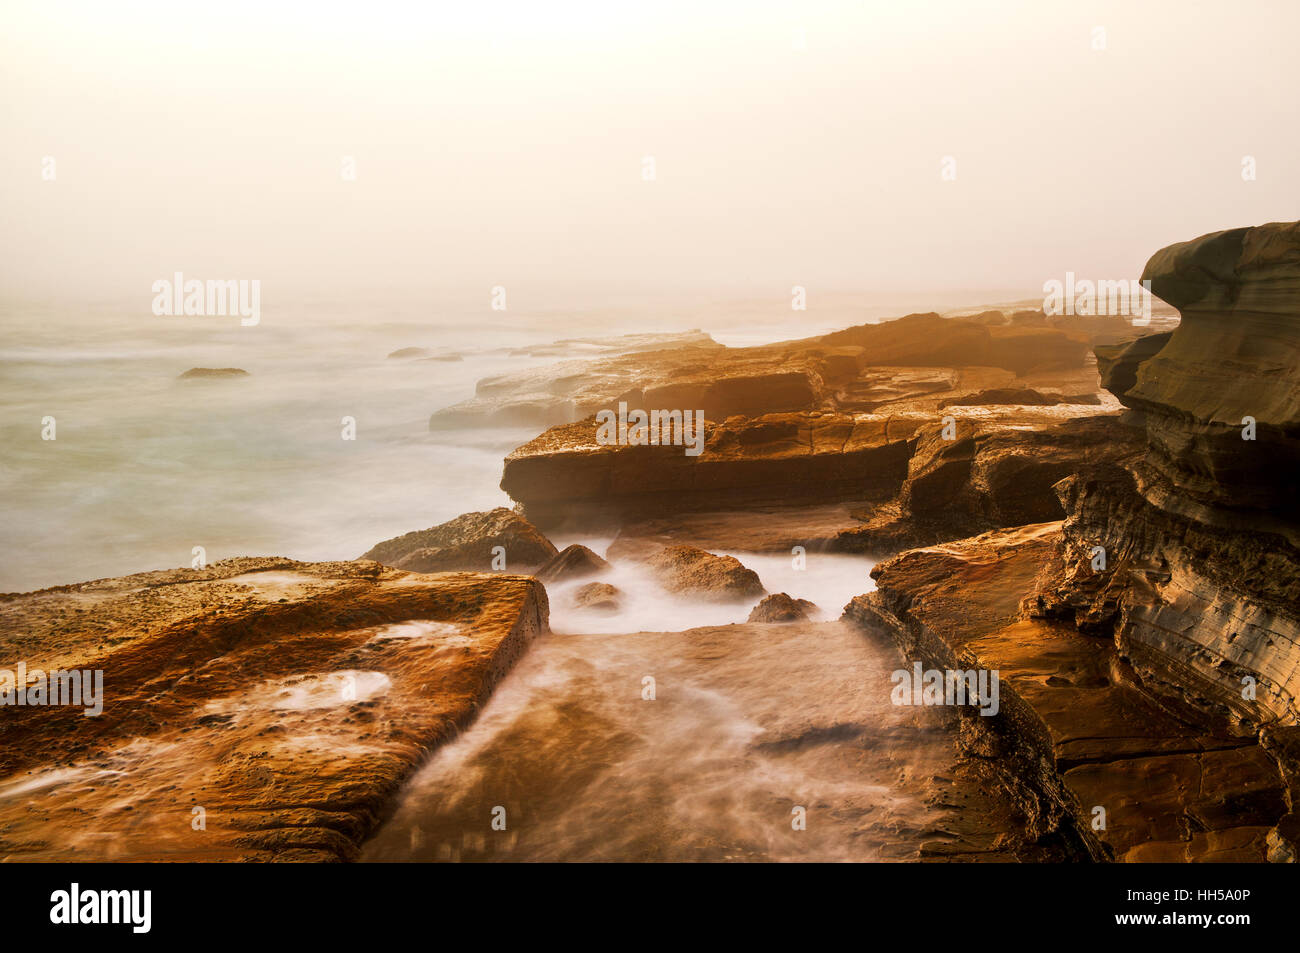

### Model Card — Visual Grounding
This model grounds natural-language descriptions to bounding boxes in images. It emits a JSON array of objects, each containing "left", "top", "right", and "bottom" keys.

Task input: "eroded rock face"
[
  {"left": 1129, "top": 221, "right": 1300, "bottom": 515},
  {"left": 0, "top": 558, "right": 549, "bottom": 861},
  {"left": 537, "top": 544, "right": 610, "bottom": 583},
  {"left": 955, "top": 221, "right": 1300, "bottom": 862},
  {"left": 747, "top": 593, "right": 818, "bottom": 623},
  {"left": 1033, "top": 465, "right": 1300, "bottom": 728},
  {"left": 1033, "top": 223, "right": 1300, "bottom": 732},
  {"left": 1094, "top": 332, "right": 1173, "bottom": 410},
  {"left": 360, "top": 508, "right": 557, "bottom": 573},
  {"left": 502, "top": 412, "right": 922, "bottom": 528},
  {"left": 835, "top": 414, "right": 1143, "bottom": 553},
  {"left": 845, "top": 523, "right": 1287, "bottom": 862},
  {"left": 644, "top": 546, "right": 765, "bottom": 602}
]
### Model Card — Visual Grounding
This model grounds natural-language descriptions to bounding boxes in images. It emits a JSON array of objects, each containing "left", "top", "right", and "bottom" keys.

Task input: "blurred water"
[
  {"left": 546, "top": 536, "right": 875, "bottom": 633},
  {"left": 0, "top": 289, "right": 1007, "bottom": 592},
  {"left": 362, "top": 619, "right": 959, "bottom": 862}
]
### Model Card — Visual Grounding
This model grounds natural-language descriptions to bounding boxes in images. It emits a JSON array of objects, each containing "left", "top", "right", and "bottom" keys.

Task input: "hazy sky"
[{"left": 2, "top": 0, "right": 1297, "bottom": 304}]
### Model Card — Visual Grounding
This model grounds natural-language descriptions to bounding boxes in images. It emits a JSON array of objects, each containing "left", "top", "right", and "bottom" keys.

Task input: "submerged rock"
[
  {"left": 747, "top": 593, "right": 818, "bottom": 623},
  {"left": 361, "top": 507, "right": 557, "bottom": 574},
  {"left": 644, "top": 546, "right": 765, "bottom": 602}
]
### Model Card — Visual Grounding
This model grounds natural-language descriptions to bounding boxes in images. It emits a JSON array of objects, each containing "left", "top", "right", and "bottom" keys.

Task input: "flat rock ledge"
[{"left": 0, "top": 557, "right": 548, "bottom": 861}]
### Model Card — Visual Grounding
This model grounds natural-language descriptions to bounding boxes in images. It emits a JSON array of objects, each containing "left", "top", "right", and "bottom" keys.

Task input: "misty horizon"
[{"left": 4, "top": 0, "right": 1297, "bottom": 304}]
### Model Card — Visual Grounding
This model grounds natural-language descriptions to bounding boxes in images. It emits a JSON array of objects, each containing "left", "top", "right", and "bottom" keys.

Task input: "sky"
[{"left": 2, "top": 0, "right": 1297, "bottom": 306}]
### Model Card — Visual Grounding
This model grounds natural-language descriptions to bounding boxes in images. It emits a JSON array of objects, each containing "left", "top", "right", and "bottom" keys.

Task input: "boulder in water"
[
  {"left": 571, "top": 581, "right": 622, "bottom": 612},
  {"left": 537, "top": 544, "right": 610, "bottom": 583},
  {"left": 747, "top": 593, "right": 818, "bottom": 623},
  {"left": 644, "top": 546, "right": 764, "bottom": 602}
]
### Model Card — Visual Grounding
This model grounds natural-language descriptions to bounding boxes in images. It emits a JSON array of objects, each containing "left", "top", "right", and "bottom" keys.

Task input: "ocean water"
[
  {"left": 0, "top": 289, "right": 1019, "bottom": 593},
  {"left": 362, "top": 619, "right": 963, "bottom": 863}
]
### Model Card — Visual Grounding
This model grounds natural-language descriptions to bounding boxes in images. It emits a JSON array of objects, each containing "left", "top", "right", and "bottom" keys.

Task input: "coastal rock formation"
[
  {"left": 1035, "top": 222, "right": 1300, "bottom": 730},
  {"left": 844, "top": 222, "right": 1300, "bottom": 863},
  {"left": 433, "top": 312, "right": 1093, "bottom": 430},
  {"left": 537, "top": 544, "right": 610, "bottom": 583},
  {"left": 1125, "top": 221, "right": 1300, "bottom": 514},
  {"left": 361, "top": 508, "right": 558, "bottom": 573},
  {"left": 747, "top": 593, "right": 818, "bottom": 623},
  {"left": 846, "top": 523, "right": 1286, "bottom": 862},
  {"left": 644, "top": 546, "right": 765, "bottom": 602},
  {"left": 506, "top": 329, "right": 717, "bottom": 358},
  {"left": 938, "top": 387, "right": 1100, "bottom": 408},
  {"left": 179, "top": 367, "right": 248, "bottom": 379},
  {"left": 502, "top": 411, "right": 922, "bottom": 528},
  {"left": 0, "top": 558, "right": 548, "bottom": 861},
  {"left": 833, "top": 414, "right": 1143, "bottom": 553},
  {"left": 818, "top": 312, "right": 1089, "bottom": 376}
]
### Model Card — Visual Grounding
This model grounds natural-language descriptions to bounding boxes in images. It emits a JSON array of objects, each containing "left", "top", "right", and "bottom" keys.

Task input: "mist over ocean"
[{"left": 0, "top": 288, "right": 1021, "bottom": 593}]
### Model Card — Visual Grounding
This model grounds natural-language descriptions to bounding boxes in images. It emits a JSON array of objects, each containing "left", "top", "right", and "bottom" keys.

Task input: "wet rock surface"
[
  {"left": 846, "top": 523, "right": 1286, "bottom": 862},
  {"left": 0, "top": 558, "right": 548, "bottom": 861},
  {"left": 362, "top": 620, "right": 1050, "bottom": 862}
]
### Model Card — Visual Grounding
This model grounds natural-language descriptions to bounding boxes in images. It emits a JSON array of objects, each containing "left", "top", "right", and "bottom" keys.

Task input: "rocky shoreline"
[{"left": 2, "top": 221, "right": 1295, "bottom": 862}]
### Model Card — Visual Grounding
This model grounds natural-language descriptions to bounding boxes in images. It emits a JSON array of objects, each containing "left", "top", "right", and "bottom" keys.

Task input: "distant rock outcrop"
[
  {"left": 431, "top": 312, "right": 1093, "bottom": 430},
  {"left": 361, "top": 508, "right": 557, "bottom": 574},
  {"left": 818, "top": 312, "right": 1089, "bottom": 377},
  {"left": 179, "top": 367, "right": 248, "bottom": 379}
]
